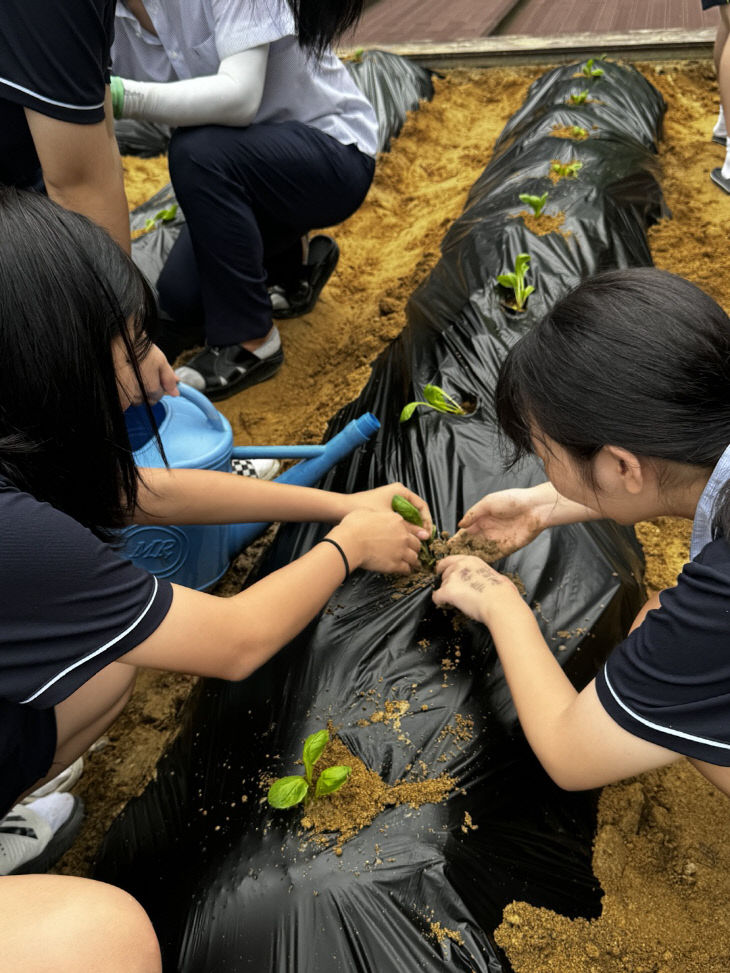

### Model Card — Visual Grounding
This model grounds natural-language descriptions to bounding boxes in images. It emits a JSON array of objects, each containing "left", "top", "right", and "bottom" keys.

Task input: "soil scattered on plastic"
[
  {"left": 550, "top": 123, "right": 591, "bottom": 140},
  {"left": 518, "top": 210, "right": 569, "bottom": 237},
  {"left": 300, "top": 734, "right": 455, "bottom": 849}
]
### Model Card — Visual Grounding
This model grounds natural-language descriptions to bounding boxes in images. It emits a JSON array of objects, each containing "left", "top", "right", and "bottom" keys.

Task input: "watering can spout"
[{"left": 227, "top": 412, "right": 380, "bottom": 557}]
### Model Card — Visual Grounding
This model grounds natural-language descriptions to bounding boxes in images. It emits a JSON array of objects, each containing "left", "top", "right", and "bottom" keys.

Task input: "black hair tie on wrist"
[{"left": 320, "top": 537, "right": 350, "bottom": 583}]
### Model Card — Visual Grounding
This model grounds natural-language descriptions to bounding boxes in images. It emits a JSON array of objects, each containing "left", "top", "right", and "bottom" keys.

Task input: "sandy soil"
[{"left": 54, "top": 58, "right": 730, "bottom": 972}]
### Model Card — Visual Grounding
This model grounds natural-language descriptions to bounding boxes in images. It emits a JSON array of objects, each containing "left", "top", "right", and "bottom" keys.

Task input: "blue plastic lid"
[{"left": 124, "top": 385, "right": 233, "bottom": 471}]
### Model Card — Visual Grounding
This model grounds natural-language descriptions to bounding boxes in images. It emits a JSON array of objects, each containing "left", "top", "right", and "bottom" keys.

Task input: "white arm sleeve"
[{"left": 120, "top": 46, "right": 269, "bottom": 128}]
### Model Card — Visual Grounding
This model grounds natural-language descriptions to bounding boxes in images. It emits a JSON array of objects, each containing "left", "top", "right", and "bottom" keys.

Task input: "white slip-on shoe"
[{"left": 0, "top": 794, "right": 84, "bottom": 875}]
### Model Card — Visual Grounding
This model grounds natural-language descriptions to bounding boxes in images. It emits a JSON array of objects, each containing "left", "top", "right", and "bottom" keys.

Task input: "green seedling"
[
  {"left": 497, "top": 252, "right": 535, "bottom": 312},
  {"left": 518, "top": 192, "right": 549, "bottom": 218},
  {"left": 550, "top": 160, "right": 583, "bottom": 180},
  {"left": 267, "top": 729, "right": 351, "bottom": 809},
  {"left": 351, "top": 47, "right": 365, "bottom": 62},
  {"left": 392, "top": 494, "right": 438, "bottom": 568},
  {"left": 571, "top": 125, "right": 588, "bottom": 138},
  {"left": 582, "top": 58, "right": 604, "bottom": 78},
  {"left": 568, "top": 90, "right": 590, "bottom": 105},
  {"left": 143, "top": 203, "right": 179, "bottom": 231},
  {"left": 400, "top": 384, "right": 466, "bottom": 423}
]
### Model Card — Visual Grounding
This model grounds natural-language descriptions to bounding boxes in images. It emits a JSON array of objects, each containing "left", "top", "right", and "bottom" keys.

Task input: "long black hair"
[
  {"left": 285, "top": 0, "right": 364, "bottom": 57},
  {"left": 495, "top": 267, "right": 730, "bottom": 535},
  {"left": 0, "top": 187, "right": 158, "bottom": 540}
]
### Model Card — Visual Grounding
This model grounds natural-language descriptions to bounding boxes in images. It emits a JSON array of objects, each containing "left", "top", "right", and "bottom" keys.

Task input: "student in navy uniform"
[
  {"left": 433, "top": 268, "right": 730, "bottom": 799},
  {"left": 110, "top": 0, "right": 378, "bottom": 399},
  {"left": 705, "top": 0, "right": 730, "bottom": 192},
  {"left": 0, "top": 187, "right": 431, "bottom": 969},
  {"left": 0, "top": 0, "right": 130, "bottom": 250}
]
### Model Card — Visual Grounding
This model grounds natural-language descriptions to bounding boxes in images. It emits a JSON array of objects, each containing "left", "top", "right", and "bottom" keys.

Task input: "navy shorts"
[
  {"left": 703, "top": 0, "right": 730, "bottom": 10},
  {"left": 0, "top": 703, "right": 56, "bottom": 815}
]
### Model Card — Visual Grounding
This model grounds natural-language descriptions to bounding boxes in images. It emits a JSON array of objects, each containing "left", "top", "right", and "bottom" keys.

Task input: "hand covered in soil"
[
  {"left": 450, "top": 487, "right": 549, "bottom": 557},
  {"left": 433, "top": 555, "right": 522, "bottom": 623},
  {"left": 345, "top": 483, "right": 433, "bottom": 535},
  {"left": 335, "top": 508, "right": 429, "bottom": 575}
]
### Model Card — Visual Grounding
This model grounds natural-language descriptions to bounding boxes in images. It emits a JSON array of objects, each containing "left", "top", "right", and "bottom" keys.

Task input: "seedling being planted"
[
  {"left": 267, "top": 729, "right": 351, "bottom": 809},
  {"left": 143, "top": 203, "right": 178, "bottom": 232},
  {"left": 392, "top": 494, "right": 438, "bottom": 568},
  {"left": 570, "top": 125, "right": 588, "bottom": 138},
  {"left": 568, "top": 90, "right": 590, "bottom": 105},
  {"left": 550, "top": 160, "right": 583, "bottom": 180},
  {"left": 497, "top": 253, "right": 535, "bottom": 312},
  {"left": 518, "top": 192, "right": 549, "bottom": 218},
  {"left": 581, "top": 58, "right": 604, "bottom": 78},
  {"left": 400, "top": 384, "right": 466, "bottom": 423}
]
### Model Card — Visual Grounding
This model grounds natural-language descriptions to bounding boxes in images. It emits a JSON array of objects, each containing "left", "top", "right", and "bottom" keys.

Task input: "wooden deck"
[{"left": 346, "top": 0, "right": 722, "bottom": 46}]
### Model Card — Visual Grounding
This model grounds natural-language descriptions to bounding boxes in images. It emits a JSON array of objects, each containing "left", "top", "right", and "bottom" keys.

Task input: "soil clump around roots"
[
  {"left": 298, "top": 733, "right": 455, "bottom": 851},
  {"left": 53, "top": 59, "right": 730, "bottom": 973}
]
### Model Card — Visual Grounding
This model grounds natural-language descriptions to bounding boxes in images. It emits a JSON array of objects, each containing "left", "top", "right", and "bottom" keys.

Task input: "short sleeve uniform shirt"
[
  {"left": 112, "top": 0, "right": 379, "bottom": 157},
  {"left": 0, "top": 478, "right": 172, "bottom": 813},
  {"left": 0, "top": 0, "right": 115, "bottom": 186},
  {"left": 596, "top": 446, "right": 730, "bottom": 765}
]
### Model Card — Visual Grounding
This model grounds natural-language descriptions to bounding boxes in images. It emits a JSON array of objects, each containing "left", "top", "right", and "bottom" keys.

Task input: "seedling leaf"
[
  {"left": 518, "top": 192, "right": 548, "bottom": 217},
  {"left": 399, "top": 401, "right": 428, "bottom": 422},
  {"left": 582, "top": 58, "right": 604, "bottom": 78},
  {"left": 303, "top": 729, "right": 329, "bottom": 784},
  {"left": 268, "top": 776, "right": 309, "bottom": 808},
  {"left": 569, "top": 90, "right": 590, "bottom": 105},
  {"left": 423, "top": 384, "right": 464, "bottom": 413},
  {"left": 315, "top": 765, "right": 351, "bottom": 797},
  {"left": 400, "top": 385, "right": 465, "bottom": 421},
  {"left": 498, "top": 253, "right": 534, "bottom": 311},
  {"left": 392, "top": 494, "right": 423, "bottom": 526}
]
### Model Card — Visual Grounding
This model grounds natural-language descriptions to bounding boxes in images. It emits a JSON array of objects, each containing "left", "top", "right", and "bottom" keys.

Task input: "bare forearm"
[
  {"left": 531, "top": 481, "right": 603, "bottom": 529},
  {"left": 134, "top": 467, "right": 352, "bottom": 525},
  {"left": 48, "top": 168, "right": 130, "bottom": 253},
  {"left": 29, "top": 92, "right": 131, "bottom": 253},
  {"left": 226, "top": 526, "right": 361, "bottom": 676},
  {"left": 485, "top": 594, "right": 579, "bottom": 765}
]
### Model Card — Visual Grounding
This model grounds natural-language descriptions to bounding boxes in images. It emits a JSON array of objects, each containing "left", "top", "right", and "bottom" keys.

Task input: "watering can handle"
[{"left": 177, "top": 382, "right": 226, "bottom": 432}]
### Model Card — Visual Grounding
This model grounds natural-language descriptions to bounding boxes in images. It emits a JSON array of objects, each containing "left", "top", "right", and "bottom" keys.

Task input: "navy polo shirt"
[
  {"left": 596, "top": 538, "right": 730, "bottom": 765},
  {"left": 0, "top": 0, "right": 115, "bottom": 186},
  {"left": 0, "top": 478, "right": 172, "bottom": 813}
]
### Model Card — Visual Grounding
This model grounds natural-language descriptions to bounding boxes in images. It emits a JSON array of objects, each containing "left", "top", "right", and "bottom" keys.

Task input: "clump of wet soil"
[
  {"left": 300, "top": 734, "right": 455, "bottom": 850},
  {"left": 550, "top": 123, "right": 592, "bottom": 140},
  {"left": 517, "top": 210, "right": 569, "bottom": 236}
]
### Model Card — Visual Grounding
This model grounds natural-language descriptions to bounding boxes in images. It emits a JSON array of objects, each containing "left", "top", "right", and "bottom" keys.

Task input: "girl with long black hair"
[
  {"left": 0, "top": 187, "right": 429, "bottom": 970},
  {"left": 433, "top": 268, "right": 730, "bottom": 798}
]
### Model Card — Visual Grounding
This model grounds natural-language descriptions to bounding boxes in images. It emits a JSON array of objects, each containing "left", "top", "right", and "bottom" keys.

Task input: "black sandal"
[
  {"left": 175, "top": 344, "right": 284, "bottom": 401},
  {"left": 269, "top": 235, "right": 340, "bottom": 319}
]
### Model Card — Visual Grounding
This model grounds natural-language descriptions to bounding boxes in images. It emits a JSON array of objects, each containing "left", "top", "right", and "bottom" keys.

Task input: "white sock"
[
  {"left": 26, "top": 793, "right": 75, "bottom": 832},
  {"left": 715, "top": 105, "right": 727, "bottom": 139},
  {"left": 722, "top": 143, "right": 730, "bottom": 181},
  {"left": 253, "top": 326, "right": 281, "bottom": 360}
]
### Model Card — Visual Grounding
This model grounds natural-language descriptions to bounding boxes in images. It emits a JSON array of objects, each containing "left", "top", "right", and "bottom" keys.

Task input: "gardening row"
[{"left": 99, "top": 56, "right": 669, "bottom": 972}]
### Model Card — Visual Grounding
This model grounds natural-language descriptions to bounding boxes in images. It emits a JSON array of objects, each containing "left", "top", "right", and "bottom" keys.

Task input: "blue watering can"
[{"left": 123, "top": 384, "right": 380, "bottom": 590}]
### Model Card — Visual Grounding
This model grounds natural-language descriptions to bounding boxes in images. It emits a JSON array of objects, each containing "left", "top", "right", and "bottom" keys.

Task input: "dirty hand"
[
  {"left": 432, "top": 555, "right": 521, "bottom": 624},
  {"left": 335, "top": 508, "right": 428, "bottom": 575},
  {"left": 346, "top": 483, "right": 433, "bottom": 535},
  {"left": 450, "top": 487, "right": 548, "bottom": 557}
]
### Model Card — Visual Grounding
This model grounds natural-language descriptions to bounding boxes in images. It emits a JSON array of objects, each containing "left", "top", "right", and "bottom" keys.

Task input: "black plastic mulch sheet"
[
  {"left": 345, "top": 49, "right": 435, "bottom": 153},
  {"left": 96, "top": 61, "right": 665, "bottom": 972}
]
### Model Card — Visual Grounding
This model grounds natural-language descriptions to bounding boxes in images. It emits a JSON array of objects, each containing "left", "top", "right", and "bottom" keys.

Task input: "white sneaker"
[
  {"left": 21, "top": 756, "right": 84, "bottom": 803},
  {"left": 0, "top": 794, "right": 84, "bottom": 875},
  {"left": 231, "top": 457, "right": 281, "bottom": 480}
]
